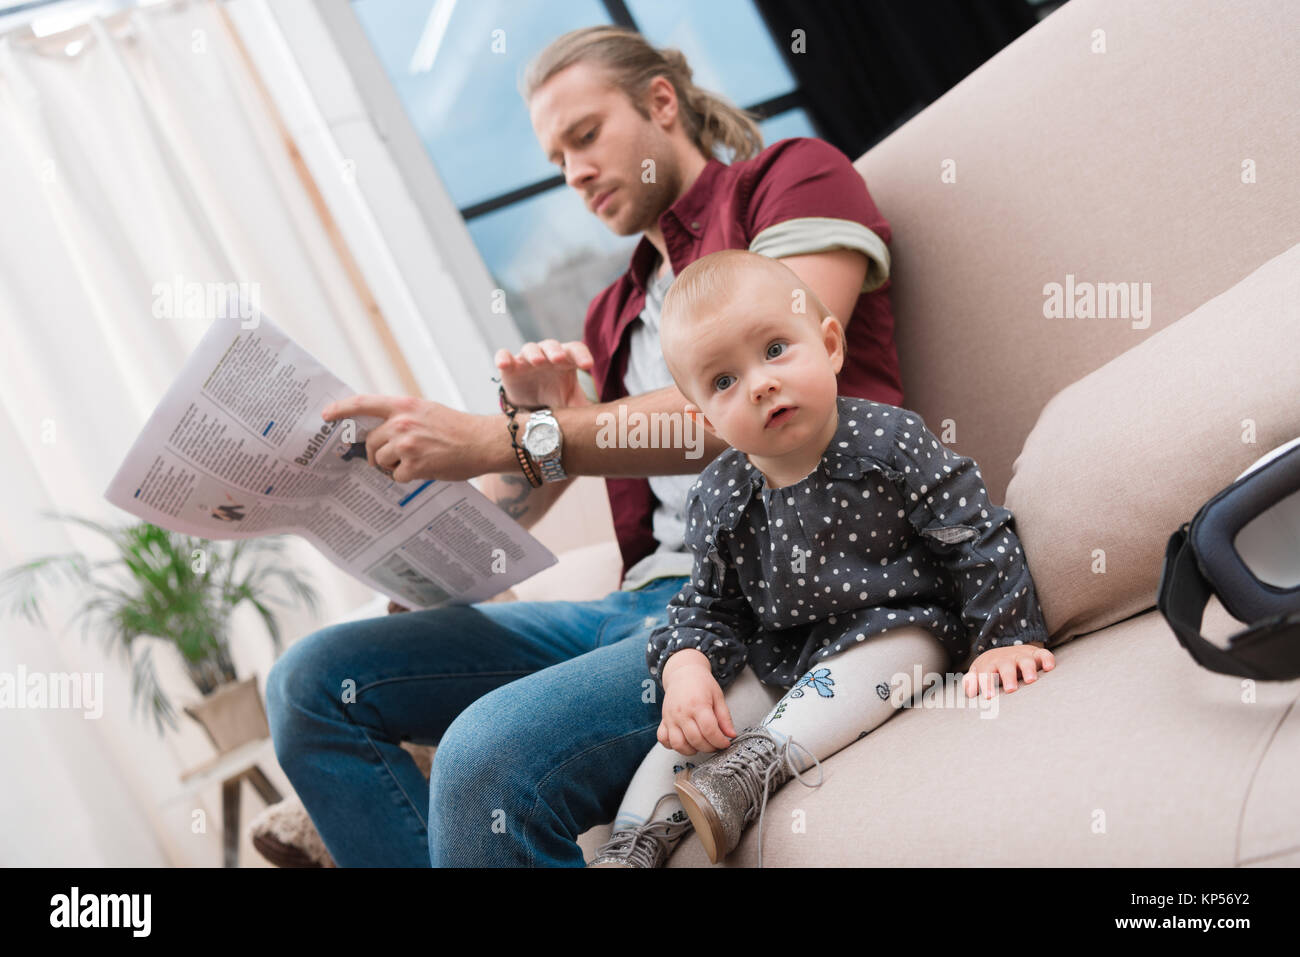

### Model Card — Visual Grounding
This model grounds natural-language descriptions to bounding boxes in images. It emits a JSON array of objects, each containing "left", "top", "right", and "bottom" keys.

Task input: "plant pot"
[{"left": 184, "top": 675, "right": 271, "bottom": 754}]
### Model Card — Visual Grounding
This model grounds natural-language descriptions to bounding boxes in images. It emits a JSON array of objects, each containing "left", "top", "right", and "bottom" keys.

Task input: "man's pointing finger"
[{"left": 321, "top": 395, "right": 398, "bottom": 422}]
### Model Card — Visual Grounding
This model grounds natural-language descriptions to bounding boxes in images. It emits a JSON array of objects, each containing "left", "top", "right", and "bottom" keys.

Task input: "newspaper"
[{"left": 104, "top": 312, "right": 557, "bottom": 610}]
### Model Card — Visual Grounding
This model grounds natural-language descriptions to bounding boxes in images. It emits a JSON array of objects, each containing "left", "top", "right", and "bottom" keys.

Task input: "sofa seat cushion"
[
  {"left": 509, "top": 539, "right": 623, "bottom": 604},
  {"left": 663, "top": 599, "right": 1299, "bottom": 867}
]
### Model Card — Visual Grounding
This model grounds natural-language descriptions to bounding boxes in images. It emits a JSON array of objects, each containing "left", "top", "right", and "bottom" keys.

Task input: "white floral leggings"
[{"left": 611, "top": 624, "right": 949, "bottom": 835}]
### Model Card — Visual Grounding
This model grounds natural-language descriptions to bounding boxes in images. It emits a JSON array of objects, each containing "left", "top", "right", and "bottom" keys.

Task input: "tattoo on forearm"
[{"left": 496, "top": 473, "right": 533, "bottom": 519}]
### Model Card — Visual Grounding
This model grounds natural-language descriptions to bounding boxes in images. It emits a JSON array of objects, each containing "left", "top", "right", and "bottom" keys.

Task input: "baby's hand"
[
  {"left": 963, "top": 643, "right": 1055, "bottom": 698},
  {"left": 658, "top": 651, "right": 737, "bottom": 756}
]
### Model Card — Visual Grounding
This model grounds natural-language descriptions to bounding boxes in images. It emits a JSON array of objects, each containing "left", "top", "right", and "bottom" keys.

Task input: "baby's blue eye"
[
  {"left": 766, "top": 342, "right": 786, "bottom": 359},
  {"left": 714, "top": 374, "right": 735, "bottom": 392}
]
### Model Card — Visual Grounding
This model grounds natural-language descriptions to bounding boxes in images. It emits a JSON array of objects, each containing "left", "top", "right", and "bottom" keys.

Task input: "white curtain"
[{"left": 0, "top": 0, "right": 407, "bottom": 865}]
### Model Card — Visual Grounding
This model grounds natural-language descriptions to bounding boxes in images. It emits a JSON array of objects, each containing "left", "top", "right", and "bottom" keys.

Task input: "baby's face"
[{"left": 672, "top": 274, "right": 843, "bottom": 458}]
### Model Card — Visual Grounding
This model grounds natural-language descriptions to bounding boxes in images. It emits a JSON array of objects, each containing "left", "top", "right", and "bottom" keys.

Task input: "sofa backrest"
[{"left": 853, "top": 0, "right": 1300, "bottom": 503}]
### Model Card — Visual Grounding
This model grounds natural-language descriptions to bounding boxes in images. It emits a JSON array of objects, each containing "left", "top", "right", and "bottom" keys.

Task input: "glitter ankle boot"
[
  {"left": 673, "top": 726, "right": 823, "bottom": 867},
  {"left": 587, "top": 793, "right": 694, "bottom": 868}
]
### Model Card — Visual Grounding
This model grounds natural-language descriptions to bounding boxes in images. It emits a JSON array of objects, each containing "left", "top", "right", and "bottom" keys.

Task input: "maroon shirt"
[{"left": 583, "top": 137, "right": 904, "bottom": 584}]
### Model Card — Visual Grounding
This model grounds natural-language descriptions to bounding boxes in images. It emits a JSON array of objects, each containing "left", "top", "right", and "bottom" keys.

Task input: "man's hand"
[
  {"left": 963, "top": 643, "right": 1055, "bottom": 699},
  {"left": 321, "top": 395, "right": 497, "bottom": 484},
  {"left": 658, "top": 649, "right": 737, "bottom": 756},
  {"left": 495, "top": 339, "right": 594, "bottom": 410}
]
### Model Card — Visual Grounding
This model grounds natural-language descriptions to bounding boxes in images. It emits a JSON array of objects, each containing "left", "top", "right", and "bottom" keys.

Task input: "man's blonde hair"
[
  {"left": 660, "top": 250, "right": 843, "bottom": 390},
  {"left": 522, "top": 26, "right": 764, "bottom": 163}
]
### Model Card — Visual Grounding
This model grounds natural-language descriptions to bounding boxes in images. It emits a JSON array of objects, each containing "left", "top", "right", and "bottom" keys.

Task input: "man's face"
[
  {"left": 671, "top": 272, "right": 844, "bottom": 458},
  {"left": 530, "top": 61, "right": 681, "bottom": 236}
]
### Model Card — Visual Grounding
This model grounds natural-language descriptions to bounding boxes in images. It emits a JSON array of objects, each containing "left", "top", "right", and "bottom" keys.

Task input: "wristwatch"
[{"left": 521, "top": 408, "right": 567, "bottom": 483}]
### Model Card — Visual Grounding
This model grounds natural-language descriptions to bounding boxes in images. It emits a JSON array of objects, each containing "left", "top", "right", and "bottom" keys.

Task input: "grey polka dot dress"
[{"left": 646, "top": 396, "right": 1051, "bottom": 692}]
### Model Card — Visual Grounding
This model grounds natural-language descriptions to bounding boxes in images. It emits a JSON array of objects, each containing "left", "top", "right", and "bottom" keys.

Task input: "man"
[{"left": 265, "top": 24, "right": 900, "bottom": 866}]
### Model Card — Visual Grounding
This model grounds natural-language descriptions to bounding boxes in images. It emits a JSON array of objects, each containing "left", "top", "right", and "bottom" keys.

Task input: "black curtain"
[{"left": 754, "top": 0, "right": 1044, "bottom": 157}]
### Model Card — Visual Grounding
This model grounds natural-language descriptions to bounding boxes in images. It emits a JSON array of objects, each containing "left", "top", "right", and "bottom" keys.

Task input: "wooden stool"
[{"left": 165, "top": 737, "right": 283, "bottom": 867}]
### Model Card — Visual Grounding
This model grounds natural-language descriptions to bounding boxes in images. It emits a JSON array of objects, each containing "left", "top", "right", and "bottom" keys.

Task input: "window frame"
[
  {"left": 458, "top": 0, "right": 820, "bottom": 222},
  {"left": 248, "top": 0, "right": 817, "bottom": 412}
]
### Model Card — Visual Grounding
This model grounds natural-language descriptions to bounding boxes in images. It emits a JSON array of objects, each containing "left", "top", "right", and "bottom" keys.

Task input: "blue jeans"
[{"left": 264, "top": 575, "right": 687, "bottom": 867}]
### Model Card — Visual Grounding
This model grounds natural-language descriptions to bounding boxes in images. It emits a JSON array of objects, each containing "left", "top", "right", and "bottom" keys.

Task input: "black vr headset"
[{"left": 1157, "top": 437, "right": 1300, "bottom": 680}]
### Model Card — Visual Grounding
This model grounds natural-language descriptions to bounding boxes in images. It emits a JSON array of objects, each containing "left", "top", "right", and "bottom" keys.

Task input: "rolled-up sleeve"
[
  {"left": 743, "top": 138, "right": 892, "bottom": 292},
  {"left": 646, "top": 491, "right": 758, "bottom": 691},
  {"left": 886, "top": 411, "right": 1051, "bottom": 664}
]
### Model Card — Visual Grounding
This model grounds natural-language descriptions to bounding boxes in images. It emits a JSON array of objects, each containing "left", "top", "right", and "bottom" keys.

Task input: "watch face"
[{"left": 526, "top": 423, "right": 559, "bottom": 457}]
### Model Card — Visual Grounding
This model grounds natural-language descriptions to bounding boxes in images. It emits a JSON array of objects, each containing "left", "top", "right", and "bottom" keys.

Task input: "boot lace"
[
  {"left": 718, "top": 728, "right": 824, "bottom": 869},
  {"left": 593, "top": 792, "right": 693, "bottom": 868}
]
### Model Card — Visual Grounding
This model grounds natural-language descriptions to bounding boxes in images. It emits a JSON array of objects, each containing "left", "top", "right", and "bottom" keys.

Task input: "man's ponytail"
[{"left": 658, "top": 47, "right": 763, "bottom": 162}]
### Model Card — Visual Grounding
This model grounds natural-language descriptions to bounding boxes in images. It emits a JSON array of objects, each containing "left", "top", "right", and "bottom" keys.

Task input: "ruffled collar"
[{"left": 695, "top": 396, "right": 904, "bottom": 533}]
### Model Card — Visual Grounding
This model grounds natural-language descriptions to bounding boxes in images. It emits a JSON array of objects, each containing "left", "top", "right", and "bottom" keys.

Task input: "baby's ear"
[
  {"left": 821, "top": 315, "right": 845, "bottom": 374},
  {"left": 684, "top": 401, "right": 718, "bottom": 437}
]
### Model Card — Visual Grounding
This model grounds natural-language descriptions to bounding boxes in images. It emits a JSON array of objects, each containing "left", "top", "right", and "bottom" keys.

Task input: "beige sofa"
[
  {"left": 257, "top": 0, "right": 1300, "bottom": 867},
  {"left": 529, "top": 0, "right": 1300, "bottom": 867}
]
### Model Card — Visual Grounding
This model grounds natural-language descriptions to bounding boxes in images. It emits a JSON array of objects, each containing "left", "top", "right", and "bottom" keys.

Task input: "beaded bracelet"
[{"left": 495, "top": 380, "right": 542, "bottom": 488}]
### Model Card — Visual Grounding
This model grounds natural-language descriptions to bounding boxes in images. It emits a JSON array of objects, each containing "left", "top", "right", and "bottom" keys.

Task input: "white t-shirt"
[{"left": 618, "top": 258, "right": 698, "bottom": 590}]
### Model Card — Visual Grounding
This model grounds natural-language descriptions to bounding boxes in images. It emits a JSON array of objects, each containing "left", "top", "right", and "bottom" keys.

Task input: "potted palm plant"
[{"left": 0, "top": 512, "right": 319, "bottom": 751}]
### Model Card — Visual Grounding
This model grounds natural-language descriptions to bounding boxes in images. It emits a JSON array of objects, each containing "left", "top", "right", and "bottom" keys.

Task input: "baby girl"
[{"left": 589, "top": 249, "right": 1056, "bottom": 868}]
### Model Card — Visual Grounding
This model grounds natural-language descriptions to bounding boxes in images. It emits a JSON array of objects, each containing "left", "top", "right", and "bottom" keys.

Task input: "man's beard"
[{"left": 612, "top": 149, "right": 680, "bottom": 236}]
